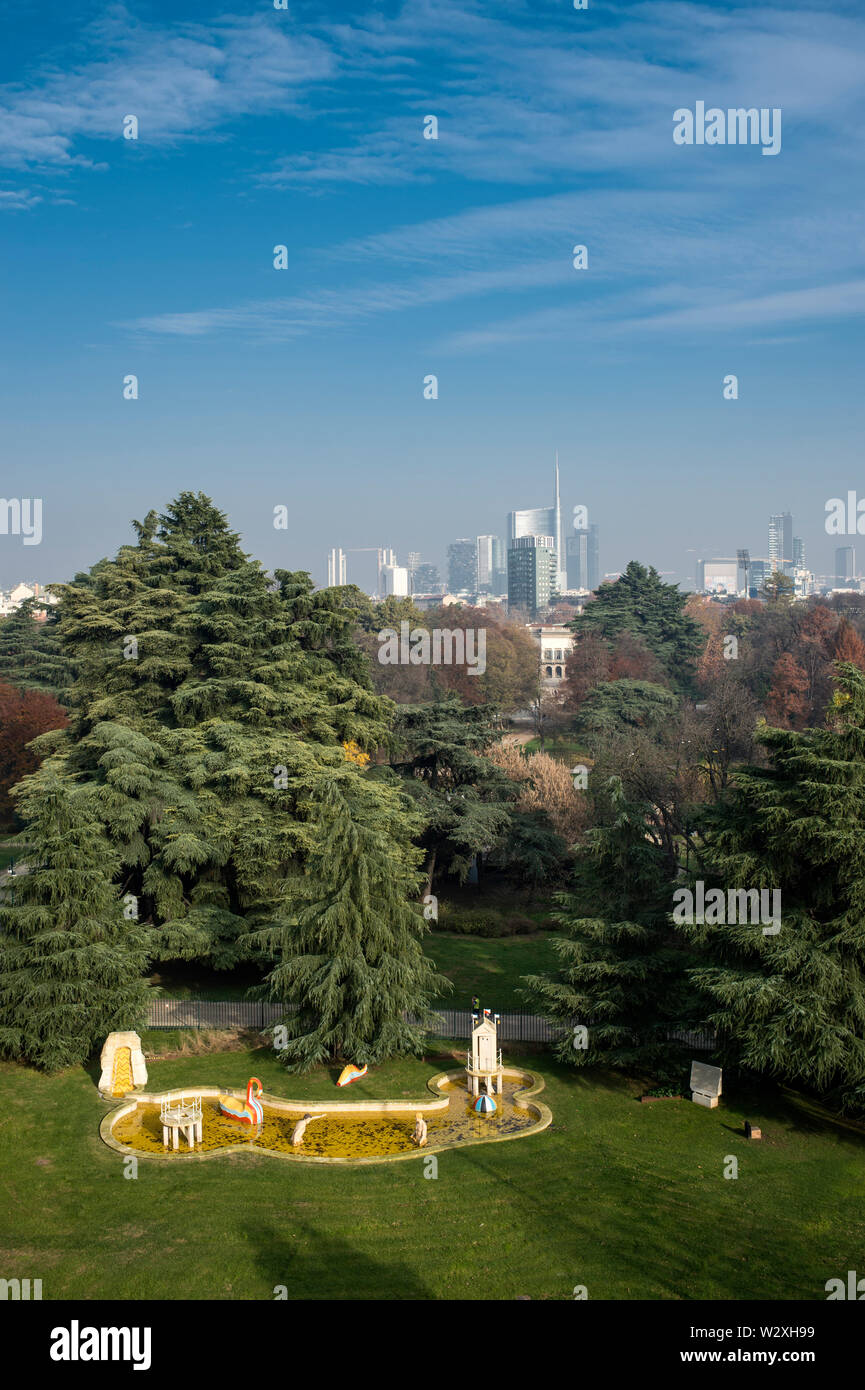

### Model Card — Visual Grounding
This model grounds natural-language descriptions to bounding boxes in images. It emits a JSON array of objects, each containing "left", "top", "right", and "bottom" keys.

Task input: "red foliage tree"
[
  {"left": 764, "top": 653, "right": 810, "bottom": 729},
  {"left": 834, "top": 618, "right": 865, "bottom": 673},
  {"left": 0, "top": 680, "right": 67, "bottom": 827}
]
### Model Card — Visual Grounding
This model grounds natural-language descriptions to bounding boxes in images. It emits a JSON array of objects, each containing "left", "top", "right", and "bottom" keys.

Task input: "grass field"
[
  {"left": 2, "top": 1041, "right": 863, "bottom": 1301},
  {"left": 523, "top": 735, "right": 591, "bottom": 764},
  {"left": 148, "top": 933, "right": 559, "bottom": 1016},
  {"left": 425, "top": 932, "right": 558, "bottom": 1014}
]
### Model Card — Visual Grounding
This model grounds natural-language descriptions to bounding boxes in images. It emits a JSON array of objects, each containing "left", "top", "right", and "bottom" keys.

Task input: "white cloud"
[{"left": 0, "top": 7, "right": 334, "bottom": 171}]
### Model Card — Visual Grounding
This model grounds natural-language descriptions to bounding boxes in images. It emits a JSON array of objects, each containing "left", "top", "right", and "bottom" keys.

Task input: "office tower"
[
  {"left": 476, "top": 535, "right": 505, "bottom": 593},
  {"left": 492, "top": 536, "right": 508, "bottom": 596},
  {"left": 447, "top": 538, "right": 477, "bottom": 592},
  {"left": 406, "top": 551, "right": 420, "bottom": 579},
  {"left": 507, "top": 535, "right": 558, "bottom": 617},
  {"left": 835, "top": 546, "right": 856, "bottom": 586},
  {"left": 747, "top": 558, "right": 771, "bottom": 597},
  {"left": 792, "top": 536, "right": 805, "bottom": 569},
  {"left": 768, "top": 512, "right": 793, "bottom": 566},
  {"left": 566, "top": 524, "right": 600, "bottom": 591},
  {"left": 327, "top": 548, "right": 347, "bottom": 586},
  {"left": 508, "top": 506, "right": 555, "bottom": 543},
  {"left": 413, "top": 562, "right": 440, "bottom": 593},
  {"left": 696, "top": 558, "right": 740, "bottom": 594},
  {"left": 380, "top": 564, "right": 410, "bottom": 598}
]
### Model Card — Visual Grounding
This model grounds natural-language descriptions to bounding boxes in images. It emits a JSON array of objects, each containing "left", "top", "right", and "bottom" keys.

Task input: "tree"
[
  {"left": 765, "top": 653, "right": 809, "bottom": 729},
  {"left": 0, "top": 681, "right": 67, "bottom": 828},
  {"left": 834, "top": 618, "right": 865, "bottom": 673},
  {"left": 562, "top": 634, "right": 610, "bottom": 710},
  {"left": 252, "top": 773, "right": 448, "bottom": 1069},
  {"left": 0, "top": 599, "right": 74, "bottom": 702},
  {"left": 683, "top": 662, "right": 865, "bottom": 1111},
  {"left": 760, "top": 570, "right": 794, "bottom": 603},
  {"left": 4, "top": 493, "right": 396, "bottom": 970},
  {"left": 488, "top": 743, "right": 586, "bottom": 843},
  {"left": 522, "top": 777, "right": 703, "bottom": 1073},
  {"left": 390, "top": 695, "right": 515, "bottom": 889},
  {"left": 570, "top": 562, "right": 704, "bottom": 693},
  {"left": 576, "top": 679, "right": 680, "bottom": 740},
  {"left": 0, "top": 772, "right": 152, "bottom": 1070}
]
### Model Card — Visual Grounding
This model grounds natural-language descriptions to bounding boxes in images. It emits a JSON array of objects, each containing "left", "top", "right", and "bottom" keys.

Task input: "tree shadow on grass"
[{"left": 250, "top": 1216, "right": 434, "bottom": 1301}]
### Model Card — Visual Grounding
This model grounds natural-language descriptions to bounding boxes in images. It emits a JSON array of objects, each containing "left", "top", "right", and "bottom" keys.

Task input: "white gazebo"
[
  {"left": 466, "top": 1009, "right": 503, "bottom": 1097},
  {"left": 160, "top": 1094, "right": 204, "bottom": 1151}
]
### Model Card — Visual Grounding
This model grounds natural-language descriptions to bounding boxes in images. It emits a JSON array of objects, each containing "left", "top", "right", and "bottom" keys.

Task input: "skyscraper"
[
  {"left": 476, "top": 535, "right": 505, "bottom": 594},
  {"left": 566, "top": 524, "right": 600, "bottom": 591},
  {"left": 447, "top": 538, "right": 477, "bottom": 593},
  {"left": 507, "top": 457, "right": 565, "bottom": 588},
  {"left": 792, "top": 536, "right": 805, "bottom": 570},
  {"left": 327, "top": 548, "right": 347, "bottom": 586},
  {"left": 413, "top": 562, "right": 440, "bottom": 593},
  {"left": 768, "top": 512, "right": 793, "bottom": 567},
  {"left": 507, "top": 535, "right": 558, "bottom": 616},
  {"left": 835, "top": 546, "right": 856, "bottom": 586}
]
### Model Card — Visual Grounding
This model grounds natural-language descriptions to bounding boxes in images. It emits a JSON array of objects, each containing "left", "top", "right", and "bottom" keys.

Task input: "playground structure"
[
  {"left": 218, "top": 1077, "right": 264, "bottom": 1126},
  {"left": 466, "top": 1007, "right": 503, "bottom": 1100},
  {"left": 160, "top": 1093, "right": 203, "bottom": 1151}
]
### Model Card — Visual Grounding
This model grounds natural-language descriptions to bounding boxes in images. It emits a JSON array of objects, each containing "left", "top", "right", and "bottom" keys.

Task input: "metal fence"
[
  {"left": 144, "top": 999, "right": 716, "bottom": 1050},
  {"left": 146, "top": 999, "right": 285, "bottom": 1030}
]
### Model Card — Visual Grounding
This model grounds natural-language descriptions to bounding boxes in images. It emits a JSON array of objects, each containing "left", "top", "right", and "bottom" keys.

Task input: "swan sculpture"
[{"left": 218, "top": 1076, "right": 264, "bottom": 1126}]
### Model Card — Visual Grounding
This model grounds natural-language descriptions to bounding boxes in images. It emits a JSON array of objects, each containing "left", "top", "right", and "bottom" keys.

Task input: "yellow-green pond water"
[{"left": 111, "top": 1079, "right": 540, "bottom": 1160}]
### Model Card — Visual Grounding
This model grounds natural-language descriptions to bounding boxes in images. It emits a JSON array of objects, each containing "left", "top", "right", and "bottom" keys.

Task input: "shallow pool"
[{"left": 106, "top": 1073, "right": 549, "bottom": 1163}]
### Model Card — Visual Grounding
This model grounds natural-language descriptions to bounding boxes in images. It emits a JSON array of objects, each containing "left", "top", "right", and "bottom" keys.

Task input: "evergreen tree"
[
  {"left": 684, "top": 662, "right": 865, "bottom": 1110},
  {"left": 570, "top": 561, "right": 704, "bottom": 693},
  {"left": 0, "top": 599, "right": 74, "bottom": 702},
  {"left": 576, "top": 679, "right": 680, "bottom": 739},
  {"left": 0, "top": 772, "right": 151, "bottom": 1070},
  {"left": 390, "top": 695, "right": 516, "bottom": 887},
  {"left": 252, "top": 772, "right": 448, "bottom": 1069},
  {"left": 17, "top": 494, "right": 394, "bottom": 954},
  {"left": 522, "top": 776, "right": 702, "bottom": 1073}
]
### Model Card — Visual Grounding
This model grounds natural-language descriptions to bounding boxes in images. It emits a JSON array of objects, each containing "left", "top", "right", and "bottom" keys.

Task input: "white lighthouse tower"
[{"left": 467, "top": 1008, "right": 503, "bottom": 1097}]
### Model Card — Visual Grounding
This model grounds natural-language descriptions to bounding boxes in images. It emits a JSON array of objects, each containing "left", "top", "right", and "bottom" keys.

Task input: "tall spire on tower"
[{"left": 554, "top": 451, "right": 565, "bottom": 593}]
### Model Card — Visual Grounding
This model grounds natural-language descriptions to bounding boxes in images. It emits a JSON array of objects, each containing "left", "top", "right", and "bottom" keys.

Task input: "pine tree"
[
  {"left": 0, "top": 599, "right": 73, "bottom": 702},
  {"left": 570, "top": 561, "right": 704, "bottom": 693},
  {"left": 252, "top": 772, "right": 449, "bottom": 1069},
  {"left": 391, "top": 695, "right": 516, "bottom": 888},
  {"left": 684, "top": 662, "right": 865, "bottom": 1109},
  {"left": 16, "top": 494, "right": 395, "bottom": 955},
  {"left": 0, "top": 772, "right": 151, "bottom": 1070},
  {"left": 522, "top": 776, "right": 701, "bottom": 1073}
]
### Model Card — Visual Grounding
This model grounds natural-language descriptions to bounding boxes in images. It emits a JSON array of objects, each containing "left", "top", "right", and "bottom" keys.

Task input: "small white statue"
[{"left": 412, "top": 1113, "right": 428, "bottom": 1148}]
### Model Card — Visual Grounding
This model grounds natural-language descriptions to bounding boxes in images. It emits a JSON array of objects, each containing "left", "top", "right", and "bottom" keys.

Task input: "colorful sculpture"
[
  {"left": 336, "top": 1063, "right": 368, "bottom": 1087},
  {"left": 218, "top": 1077, "right": 264, "bottom": 1126},
  {"left": 474, "top": 1093, "right": 497, "bottom": 1115}
]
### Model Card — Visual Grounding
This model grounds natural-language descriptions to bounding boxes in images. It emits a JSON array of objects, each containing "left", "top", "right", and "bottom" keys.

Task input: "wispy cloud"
[
  {"left": 0, "top": 188, "right": 42, "bottom": 210},
  {"left": 0, "top": 5, "right": 334, "bottom": 172}
]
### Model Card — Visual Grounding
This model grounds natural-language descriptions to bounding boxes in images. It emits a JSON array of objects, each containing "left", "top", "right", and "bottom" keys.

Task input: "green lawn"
[
  {"left": 0, "top": 843, "right": 29, "bottom": 872},
  {"left": 425, "top": 932, "right": 558, "bottom": 1014},
  {"left": 523, "top": 735, "right": 590, "bottom": 764},
  {"left": 1, "top": 1042, "right": 863, "bottom": 1300},
  {"left": 148, "top": 933, "right": 560, "bottom": 1016}
]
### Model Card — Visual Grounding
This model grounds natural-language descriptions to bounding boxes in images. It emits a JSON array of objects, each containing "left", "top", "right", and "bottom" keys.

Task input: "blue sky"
[{"left": 1, "top": 0, "right": 864, "bottom": 589}]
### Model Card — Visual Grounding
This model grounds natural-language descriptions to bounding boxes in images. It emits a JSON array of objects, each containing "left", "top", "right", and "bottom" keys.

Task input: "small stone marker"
[
  {"left": 690, "top": 1060, "right": 722, "bottom": 1109},
  {"left": 744, "top": 1121, "right": 762, "bottom": 1140}
]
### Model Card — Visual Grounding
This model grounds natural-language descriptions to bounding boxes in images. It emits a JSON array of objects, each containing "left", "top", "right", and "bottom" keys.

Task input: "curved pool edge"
[{"left": 98, "top": 1067, "right": 552, "bottom": 1166}]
